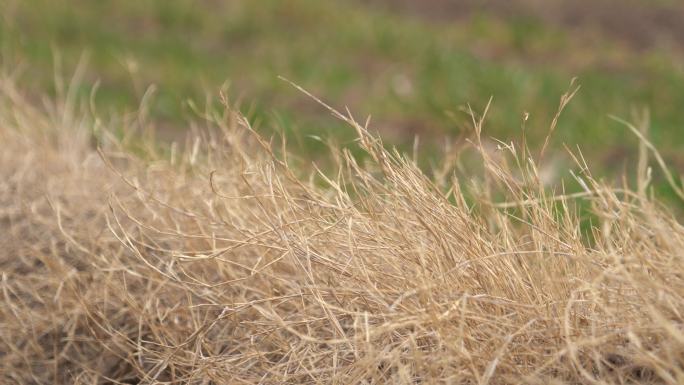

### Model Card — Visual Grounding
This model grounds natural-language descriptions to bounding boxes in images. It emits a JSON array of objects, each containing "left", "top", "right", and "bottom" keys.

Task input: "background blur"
[{"left": 2, "top": 0, "right": 683, "bottom": 191}]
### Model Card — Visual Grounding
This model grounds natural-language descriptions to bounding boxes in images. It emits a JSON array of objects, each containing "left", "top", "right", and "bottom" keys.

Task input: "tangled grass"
[{"left": 1, "top": 75, "right": 683, "bottom": 384}]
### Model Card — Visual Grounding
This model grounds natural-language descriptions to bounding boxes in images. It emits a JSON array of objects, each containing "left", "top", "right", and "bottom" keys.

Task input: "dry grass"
[{"left": 1, "top": 74, "right": 683, "bottom": 384}]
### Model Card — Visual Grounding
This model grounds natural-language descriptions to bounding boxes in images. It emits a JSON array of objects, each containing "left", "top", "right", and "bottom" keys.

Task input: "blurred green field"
[{"left": 2, "top": 0, "right": 684, "bottom": 189}]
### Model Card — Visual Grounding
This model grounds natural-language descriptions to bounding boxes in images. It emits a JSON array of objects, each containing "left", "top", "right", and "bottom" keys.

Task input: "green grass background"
[{"left": 2, "top": 0, "right": 683, "bottom": 201}]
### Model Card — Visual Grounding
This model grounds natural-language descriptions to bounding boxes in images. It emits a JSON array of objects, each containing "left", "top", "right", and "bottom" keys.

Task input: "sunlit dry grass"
[{"left": 1, "top": 75, "right": 683, "bottom": 384}]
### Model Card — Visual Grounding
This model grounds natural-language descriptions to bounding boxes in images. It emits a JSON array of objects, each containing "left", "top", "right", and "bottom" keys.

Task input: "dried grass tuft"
[{"left": 1, "top": 76, "right": 683, "bottom": 384}]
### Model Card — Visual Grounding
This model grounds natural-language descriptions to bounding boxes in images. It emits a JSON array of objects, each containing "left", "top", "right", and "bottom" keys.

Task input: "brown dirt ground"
[{"left": 361, "top": 0, "right": 684, "bottom": 52}]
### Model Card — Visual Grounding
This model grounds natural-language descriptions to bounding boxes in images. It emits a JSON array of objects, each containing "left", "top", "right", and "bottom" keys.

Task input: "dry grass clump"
[{"left": 1, "top": 75, "right": 683, "bottom": 384}]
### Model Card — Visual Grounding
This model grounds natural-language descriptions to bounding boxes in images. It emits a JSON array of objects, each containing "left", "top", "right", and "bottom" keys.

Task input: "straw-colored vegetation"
[{"left": 1, "top": 75, "right": 683, "bottom": 384}]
